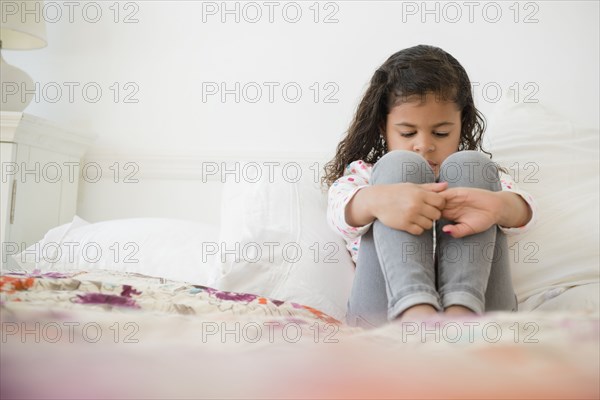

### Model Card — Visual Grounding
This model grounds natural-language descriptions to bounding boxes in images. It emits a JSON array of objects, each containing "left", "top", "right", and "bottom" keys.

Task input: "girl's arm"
[
  {"left": 346, "top": 182, "right": 447, "bottom": 236},
  {"left": 439, "top": 170, "right": 537, "bottom": 238},
  {"left": 345, "top": 186, "right": 376, "bottom": 227},
  {"left": 439, "top": 188, "right": 534, "bottom": 238},
  {"left": 495, "top": 191, "right": 533, "bottom": 228},
  {"left": 328, "top": 160, "right": 446, "bottom": 238},
  {"left": 496, "top": 172, "right": 538, "bottom": 235},
  {"left": 327, "top": 161, "right": 374, "bottom": 242}
]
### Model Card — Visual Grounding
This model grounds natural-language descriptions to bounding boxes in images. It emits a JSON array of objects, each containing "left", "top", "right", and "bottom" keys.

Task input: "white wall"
[{"left": 3, "top": 0, "right": 599, "bottom": 222}]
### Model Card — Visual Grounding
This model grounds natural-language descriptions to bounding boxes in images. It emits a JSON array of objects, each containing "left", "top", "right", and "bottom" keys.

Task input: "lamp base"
[{"left": 0, "top": 51, "right": 34, "bottom": 112}]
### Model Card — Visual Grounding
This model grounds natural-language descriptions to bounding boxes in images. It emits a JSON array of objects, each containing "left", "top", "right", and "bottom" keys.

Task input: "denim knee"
[
  {"left": 439, "top": 150, "right": 500, "bottom": 189},
  {"left": 372, "top": 150, "right": 435, "bottom": 185}
]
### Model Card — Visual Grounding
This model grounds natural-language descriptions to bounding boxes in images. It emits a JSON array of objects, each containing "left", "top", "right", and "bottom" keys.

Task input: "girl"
[{"left": 323, "top": 45, "right": 537, "bottom": 328}]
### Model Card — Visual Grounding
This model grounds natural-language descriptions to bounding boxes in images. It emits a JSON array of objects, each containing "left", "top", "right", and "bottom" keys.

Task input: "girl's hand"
[
  {"left": 370, "top": 182, "right": 448, "bottom": 235},
  {"left": 438, "top": 188, "right": 503, "bottom": 238}
]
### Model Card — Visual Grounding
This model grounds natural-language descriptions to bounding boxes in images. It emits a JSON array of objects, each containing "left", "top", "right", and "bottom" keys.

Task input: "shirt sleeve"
[
  {"left": 327, "top": 160, "right": 374, "bottom": 242},
  {"left": 498, "top": 171, "right": 538, "bottom": 235}
]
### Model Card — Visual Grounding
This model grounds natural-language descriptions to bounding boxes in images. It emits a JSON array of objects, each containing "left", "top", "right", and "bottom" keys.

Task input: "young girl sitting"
[{"left": 323, "top": 45, "right": 537, "bottom": 328}]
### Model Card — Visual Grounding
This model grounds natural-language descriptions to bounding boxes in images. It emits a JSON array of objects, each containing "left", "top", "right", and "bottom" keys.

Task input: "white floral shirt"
[{"left": 327, "top": 159, "right": 538, "bottom": 263}]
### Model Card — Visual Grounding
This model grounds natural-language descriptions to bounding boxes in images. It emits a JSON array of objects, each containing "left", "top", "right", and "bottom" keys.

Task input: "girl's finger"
[
  {"left": 420, "top": 181, "right": 448, "bottom": 192},
  {"left": 406, "top": 223, "right": 426, "bottom": 236},
  {"left": 423, "top": 191, "right": 446, "bottom": 210},
  {"left": 422, "top": 204, "right": 442, "bottom": 221},
  {"left": 442, "top": 223, "right": 469, "bottom": 238},
  {"left": 413, "top": 215, "right": 434, "bottom": 231}
]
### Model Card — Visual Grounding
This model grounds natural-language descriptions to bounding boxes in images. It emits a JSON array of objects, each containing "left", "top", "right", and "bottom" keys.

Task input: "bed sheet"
[{"left": 1, "top": 269, "right": 598, "bottom": 399}]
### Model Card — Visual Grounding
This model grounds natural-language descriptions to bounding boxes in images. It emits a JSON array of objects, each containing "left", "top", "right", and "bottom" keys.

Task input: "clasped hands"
[{"left": 372, "top": 181, "right": 504, "bottom": 239}]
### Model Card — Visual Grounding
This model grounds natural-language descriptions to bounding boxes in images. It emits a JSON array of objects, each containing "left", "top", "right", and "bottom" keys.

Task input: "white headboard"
[{"left": 78, "top": 152, "right": 332, "bottom": 226}]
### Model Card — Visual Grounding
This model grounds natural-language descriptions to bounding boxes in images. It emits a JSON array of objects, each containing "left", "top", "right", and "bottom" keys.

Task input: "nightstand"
[{"left": 1, "top": 112, "right": 95, "bottom": 269}]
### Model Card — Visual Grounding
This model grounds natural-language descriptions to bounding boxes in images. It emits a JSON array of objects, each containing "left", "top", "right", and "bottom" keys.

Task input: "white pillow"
[
  {"left": 518, "top": 283, "right": 599, "bottom": 315},
  {"left": 485, "top": 90, "right": 600, "bottom": 303},
  {"left": 215, "top": 164, "right": 355, "bottom": 321},
  {"left": 11, "top": 216, "right": 220, "bottom": 286}
]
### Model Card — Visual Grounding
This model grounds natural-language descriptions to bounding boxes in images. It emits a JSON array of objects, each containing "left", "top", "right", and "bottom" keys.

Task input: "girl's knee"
[
  {"left": 443, "top": 150, "right": 491, "bottom": 166},
  {"left": 372, "top": 150, "right": 433, "bottom": 184},
  {"left": 440, "top": 150, "right": 500, "bottom": 187}
]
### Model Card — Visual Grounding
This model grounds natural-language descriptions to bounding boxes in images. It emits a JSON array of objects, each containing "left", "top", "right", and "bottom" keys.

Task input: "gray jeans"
[{"left": 346, "top": 150, "right": 518, "bottom": 328}]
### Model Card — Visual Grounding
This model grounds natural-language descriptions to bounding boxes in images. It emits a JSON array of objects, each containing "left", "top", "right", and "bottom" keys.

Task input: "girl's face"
[{"left": 384, "top": 93, "right": 462, "bottom": 177}]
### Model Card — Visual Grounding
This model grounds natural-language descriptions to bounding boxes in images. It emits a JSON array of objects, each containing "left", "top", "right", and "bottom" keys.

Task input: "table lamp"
[{"left": 1, "top": 0, "right": 47, "bottom": 112}]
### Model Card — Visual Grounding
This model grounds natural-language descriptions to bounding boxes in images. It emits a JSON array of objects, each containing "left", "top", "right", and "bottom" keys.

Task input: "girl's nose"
[{"left": 413, "top": 139, "right": 435, "bottom": 153}]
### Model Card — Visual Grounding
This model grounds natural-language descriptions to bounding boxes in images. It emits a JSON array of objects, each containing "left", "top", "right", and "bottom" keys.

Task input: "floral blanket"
[{"left": 1, "top": 270, "right": 598, "bottom": 399}]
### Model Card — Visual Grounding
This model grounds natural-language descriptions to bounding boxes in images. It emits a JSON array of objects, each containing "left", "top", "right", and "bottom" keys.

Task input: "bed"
[
  {"left": 2, "top": 268, "right": 598, "bottom": 399},
  {"left": 1, "top": 98, "right": 599, "bottom": 399}
]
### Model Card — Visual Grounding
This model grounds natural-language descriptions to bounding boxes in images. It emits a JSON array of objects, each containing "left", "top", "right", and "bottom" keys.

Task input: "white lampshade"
[
  {"left": 0, "top": 0, "right": 47, "bottom": 49},
  {"left": 0, "top": 0, "right": 47, "bottom": 112}
]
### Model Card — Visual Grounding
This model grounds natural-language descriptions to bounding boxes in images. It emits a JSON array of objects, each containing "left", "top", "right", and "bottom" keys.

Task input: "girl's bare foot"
[
  {"left": 397, "top": 304, "right": 438, "bottom": 322},
  {"left": 444, "top": 305, "right": 476, "bottom": 317}
]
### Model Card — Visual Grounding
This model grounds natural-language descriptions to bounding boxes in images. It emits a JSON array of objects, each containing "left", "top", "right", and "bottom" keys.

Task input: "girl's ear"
[{"left": 378, "top": 123, "right": 387, "bottom": 149}]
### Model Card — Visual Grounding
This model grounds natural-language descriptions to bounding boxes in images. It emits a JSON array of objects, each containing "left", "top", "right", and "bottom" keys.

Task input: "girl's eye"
[{"left": 400, "top": 132, "right": 449, "bottom": 138}]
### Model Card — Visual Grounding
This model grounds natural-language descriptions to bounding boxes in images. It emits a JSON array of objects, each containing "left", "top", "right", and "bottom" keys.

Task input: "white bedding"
[{"left": 1, "top": 269, "right": 598, "bottom": 399}]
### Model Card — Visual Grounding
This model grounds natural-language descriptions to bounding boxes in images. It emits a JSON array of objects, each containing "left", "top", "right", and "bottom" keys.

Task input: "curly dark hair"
[{"left": 322, "top": 44, "right": 493, "bottom": 187}]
